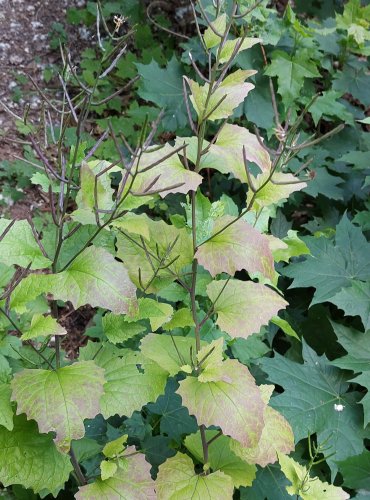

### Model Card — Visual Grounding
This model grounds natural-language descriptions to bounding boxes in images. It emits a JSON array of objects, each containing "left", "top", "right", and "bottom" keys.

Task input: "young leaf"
[
  {"left": 0, "top": 414, "right": 72, "bottom": 496},
  {"left": 11, "top": 246, "right": 137, "bottom": 315},
  {"left": 270, "top": 230, "right": 310, "bottom": 263},
  {"left": 21, "top": 314, "right": 66, "bottom": 341},
  {"left": 156, "top": 452, "right": 234, "bottom": 499},
  {"left": 128, "top": 298, "right": 174, "bottom": 331},
  {"left": 207, "top": 279, "right": 287, "bottom": 339},
  {"left": 140, "top": 333, "right": 203, "bottom": 376},
  {"left": 186, "top": 70, "right": 254, "bottom": 122},
  {"left": 203, "top": 14, "right": 227, "bottom": 49},
  {"left": 103, "top": 435, "right": 127, "bottom": 458},
  {"left": 178, "top": 358, "right": 265, "bottom": 447},
  {"left": 100, "top": 460, "right": 117, "bottom": 481},
  {"left": 11, "top": 361, "right": 105, "bottom": 452},
  {"left": 219, "top": 37, "right": 261, "bottom": 64},
  {"left": 102, "top": 313, "right": 145, "bottom": 344},
  {"left": 162, "top": 308, "right": 194, "bottom": 330},
  {"left": 196, "top": 216, "right": 275, "bottom": 279},
  {"left": 97, "top": 349, "right": 168, "bottom": 418},
  {"left": 0, "top": 218, "right": 51, "bottom": 270},
  {"left": 185, "top": 430, "right": 257, "bottom": 488},
  {"left": 278, "top": 453, "right": 349, "bottom": 499},
  {"left": 76, "top": 451, "right": 156, "bottom": 499}
]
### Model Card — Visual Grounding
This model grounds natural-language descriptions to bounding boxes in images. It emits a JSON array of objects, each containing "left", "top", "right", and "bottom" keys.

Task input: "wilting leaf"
[
  {"left": 207, "top": 279, "right": 287, "bottom": 338},
  {"left": 196, "top": 216, "right": 274, "bottom": 279},
  {"left": 11, "top": 246, "right": 137, "bottom": 315}
]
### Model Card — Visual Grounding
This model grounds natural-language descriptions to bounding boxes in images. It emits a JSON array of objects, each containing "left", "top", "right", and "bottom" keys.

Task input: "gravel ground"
[{"left": 0, "top": 0, "right": 88, "bottom": 160}]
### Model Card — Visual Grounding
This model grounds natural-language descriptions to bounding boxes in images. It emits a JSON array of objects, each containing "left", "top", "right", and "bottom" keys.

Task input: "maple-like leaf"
[
  {"left": 10, "top": 246, "right": 137, "bottom": 315},
  {"left": 136, "top": 57, "right": 188, "bottom": 130},
  {"left": 265, "top": 50, "right": 320, "bottom": 106},
  {"left": 156, "top": 452, "right": 234, "bottom": 499},
  {"left": 284, "top": 215, "right": 370, "bottom": 305},
  {"left": 11, "top": 361, "right": 105, "bottom": 452},
  {"left": 0, "top": 218, "right": 51, "bottom": 270},
  {"left": 207, "top": 279, "right": 287, "bottom": 338},
  {"left": 196, "top": 216, "right": 274, "bottom": 279},
  {"left": 186, "top": 70, "right": 254, "bottom": 122},
  {"left": 76, "top": 451, "right": 156, "bottom": 499},
  {"left": 260, "top": 342, "right": 365, "bottom": 471},
  {"left": 278, "top": 453, "right": 349, "bottom": 499},
  {"left": 0, "top": 414, "right": 72, "bottom": 496},
  {"left": 328, "top": 280, "right": 370, "bottom": 331},
  {"left": 185, "top": 430, "right": 256, "bottom": 488},
  {"left": 178, "top": 355, "right": 265, "bottom": 447}
]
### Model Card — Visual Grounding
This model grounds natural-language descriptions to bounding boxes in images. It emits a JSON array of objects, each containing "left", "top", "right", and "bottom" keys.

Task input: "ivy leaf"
[
  {"left": 203, "top": 14, "right": 227, "bottom": 48},
  {"left": 278, "top": 453, "right": 349, "bottom": 499},
  {"left": 146, "top": 379, "right": 197, "bottom": 440},
  {"left": 10, "top": 246, "right": 137, "bottom": 315},
  {"left": 21, "top": 314, "right": 66, "bottom": 341},
  {"left": 95, "top": 348, "right": 168, "bottom": 418},
  {"left": 260, "top": 342, "right": 365, "bottom": 470},
  {"left": 184, "top": 430, "right": 257, "bottom": 488},
  {"left": 0, "top": 414, "right": 72, "bottom": 496},
  {"left": 186, "top": 70, "right": 254, "bottom": 122},
  {"left": 0, "top": 219, "right": 51, "bottom": 270},
  {"left": 11, "top": 361, "right": 105, "bottom": 452},
  {"left": 207, "top": 279, "right": 287, "bottom": 339},
  {"left": 284, "top": 216, "right": 370, "bottom": 305},
  {"left": 0, "top": 383, "right": 13, "bottom": 430},
  {"left": 265, "top": 50, "right": 320, "bottom": 106},
  {"left": 178, "top": 356, "right": 265, "bottom": 447},
  {"left": 247, "top": 173, "right": 307, "bottom": 212},
  {"left": 331, "top": 322, "right": 370, "bottom": 372},
  {"left": 116, "top": 216, "right": 193, "bottom": 293},
  {"left": 333, "top": 64, "right": 370, "bottom": 107},
  {"left": 102, "top": 313, "right": 145, "bottom": 344},
  {"left": 136, "top": 57, "right": 188, "bottom": 130},
  {"left": 156, "top": 452, "right": 234, "bottom": 499},
  {"left": 76, "top": 451, "right": 156, "bottom": 499},
  {"left": 204, "top": 123, "right": 272, "bottom": 182},
  {"left": 230, "top": 385, "right": 294, "bottom": 467},
  {"left": 195, "top": 216, "right": 275, "bottom": 280},
  {"left": 337, "top": 450, "right": 370, "bottom": 490},
  {"left": 328, "top": 280, "right": 370, "bottom": 331},
  {"left": 140, "top": 333, "right": 204, "bottom": 376}
]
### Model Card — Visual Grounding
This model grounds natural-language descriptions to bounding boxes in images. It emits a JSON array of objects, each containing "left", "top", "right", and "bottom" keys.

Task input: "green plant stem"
[{"left": 69, "top": 448, "right": 86, "bottom": 486}]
